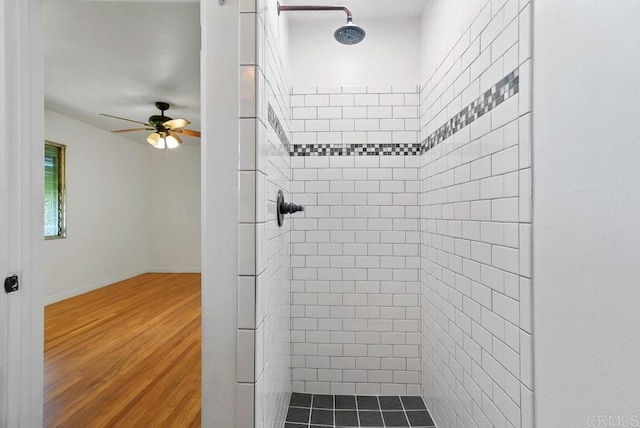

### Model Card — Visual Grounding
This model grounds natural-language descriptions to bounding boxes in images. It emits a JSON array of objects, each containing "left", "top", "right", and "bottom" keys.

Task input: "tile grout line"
[
  {"left": 332, "top": 394, "right": 336, "bottom": 427},
  {"left": 399, "top": 396, "right": 411, "bottom": 428},
  {"left": 354, "top": 395, "right": 362, "bottom": 428},
  {"left": 286, "top": 394, "right": 431, "bottom": 428},
  {"left": 377, "top": 395, "right": 388, "bottom": 428}
]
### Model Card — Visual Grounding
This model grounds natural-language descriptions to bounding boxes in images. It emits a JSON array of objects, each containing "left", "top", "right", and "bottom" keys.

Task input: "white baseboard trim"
[
  {"left": 45, "top": 269, "right": 148, "bottom": 305},
  {"left": 147, "top": 267, "right": 202, "bottom": 273}
]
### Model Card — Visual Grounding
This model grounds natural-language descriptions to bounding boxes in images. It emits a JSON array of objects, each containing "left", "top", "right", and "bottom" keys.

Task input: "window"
[{"left": 44, "top": 141, "right": 66, "bottom": 239}]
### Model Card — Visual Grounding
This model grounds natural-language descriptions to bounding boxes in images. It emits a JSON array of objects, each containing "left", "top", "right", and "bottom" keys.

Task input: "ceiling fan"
[{"left": 101, "top": 101, "right": 201, "bottom": 149}]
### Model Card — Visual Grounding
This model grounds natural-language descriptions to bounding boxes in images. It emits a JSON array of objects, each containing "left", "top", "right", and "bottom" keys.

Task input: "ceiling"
[
  {"left": 44, "top": 1, "right": 426, "bottom": 147},
  {"left": 44, "top": 1, "right": 201, "bottom": 146}
]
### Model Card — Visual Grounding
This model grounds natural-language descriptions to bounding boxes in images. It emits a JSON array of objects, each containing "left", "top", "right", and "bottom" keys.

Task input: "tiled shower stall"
[
  {"left": 232, "top": 0, "right": 533, "bottom": 427},
  {"left": 290, "top": 85, "right": 423, "bottom": 397}
]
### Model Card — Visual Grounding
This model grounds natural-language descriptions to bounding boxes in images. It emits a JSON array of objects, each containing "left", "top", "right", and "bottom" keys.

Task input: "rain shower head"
[
  {"left": 334, "top": 17, "right": 366, "bottom": 45},
  {"left": 277, "top": 2, "right": 366, "bottom": 45}
]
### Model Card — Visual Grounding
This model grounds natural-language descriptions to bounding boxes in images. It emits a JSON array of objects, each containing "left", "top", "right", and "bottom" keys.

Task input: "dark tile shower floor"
[{"left": 285, "top": 394, "right": 436, "bottom": 428}]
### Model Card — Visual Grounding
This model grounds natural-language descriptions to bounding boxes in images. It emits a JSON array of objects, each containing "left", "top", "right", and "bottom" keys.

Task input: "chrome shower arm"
[
  {"left": 276, "top": 1, "right": 366, "bottom": 45},
  {"left": 277, "top": 2, "right": 353, "bottom": 20}
]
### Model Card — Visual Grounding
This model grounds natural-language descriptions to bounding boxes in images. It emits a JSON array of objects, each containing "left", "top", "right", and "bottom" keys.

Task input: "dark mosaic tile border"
[
  {"left": 268, "top": 103, "right": 291, "bottom": 152},
  {"left": 421, "top": 67, "right": 519, "bottom": 154},
  {"left": 290, "top": 143, "right": 422, "bottom": 157},
  {"left": 285, "top": 394, "right": 435, "bottom": 428},
  {"left": 285, "top": 68, "right": 519, "bottom": 157}
]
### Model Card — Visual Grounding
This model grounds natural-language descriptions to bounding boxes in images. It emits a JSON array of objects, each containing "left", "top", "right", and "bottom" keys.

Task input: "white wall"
[
  {"left": 147, "top": 146, "right": 201, "bottom": 272},
  {"left": 419, "top": 0, "right": 533, "bottom": 427},
  {"left": 533, "top": 1, "right": 640, "bottom": 426},
  {"left": 44, "top": 110, "right": 149, "bottom": 303},
  {"left": 290, "top": 86, "right": 422, "bottom": 396},
  {"left": 235, "top": 0, "right": 293, "bottom": 427},
  {"left": 288, "top": 18, "right": 421, "bottom": 87},
  {"left": 201, "top": 0, "right": 240, "bottom": 425},
  {"left": 257, "top": 1, "right": 293, "bottom": 426},
  {"left": 419, "top": 0, "right": 484, "bottom": 81}
]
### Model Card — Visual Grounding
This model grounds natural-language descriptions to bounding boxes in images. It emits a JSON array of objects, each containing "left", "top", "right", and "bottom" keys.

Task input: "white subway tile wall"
[
  {"left": 419, "top": 1, "right": 533, "bottom": 428},
  {"left": 237, "top": 1, "right": 292, "bottom": 428},
  {"left": 234, "top": 1, "right": 534, "bottom": 427},
  {"left": 291, "top": 86, "right": 420, "bottom": 150},
  {"left": 290, "top": 85, "right": 422, "bottom": 396}
]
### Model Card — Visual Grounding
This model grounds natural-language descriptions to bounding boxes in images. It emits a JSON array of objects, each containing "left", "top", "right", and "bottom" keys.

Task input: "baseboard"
[
  {"left": 45, "top": 269, "right": 148, "bottom": 305},
  {"left": 146, "top": 267, "right": 202, "bottom": 273}
]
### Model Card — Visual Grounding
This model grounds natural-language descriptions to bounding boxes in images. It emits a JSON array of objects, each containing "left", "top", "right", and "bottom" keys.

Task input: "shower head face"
[{"left": 334, "top": 19, "right": 366, "bottom": 45}]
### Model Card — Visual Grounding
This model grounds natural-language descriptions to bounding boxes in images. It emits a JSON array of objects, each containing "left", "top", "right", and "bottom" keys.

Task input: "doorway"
[
  {"left": 0, "top": 0, "right": 241, "bottom": 426},
  {"left": 42, "top": 0, "right": 202, "bottom": 425}
]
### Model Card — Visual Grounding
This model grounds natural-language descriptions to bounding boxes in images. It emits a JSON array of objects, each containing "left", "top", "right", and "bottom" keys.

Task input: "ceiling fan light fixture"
[
  {"left": 103, "top": 102, "right": 200, "bottom": 148},
  {"left": 165, "top": 133, "right": 181, "bottom": 149},
  {"left": 147, "top": 131, "right": 181, "bottom": 149},
  {"left": 147, "top": 132, "right": 163, "bottom": 148}
]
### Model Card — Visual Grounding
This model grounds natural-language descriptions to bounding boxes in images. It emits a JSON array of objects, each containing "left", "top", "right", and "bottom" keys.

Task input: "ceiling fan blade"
[
  {"left": 100, "top": 113, "right": 150, "bottom": 126},
  {"left": 163, "top": 118, "right": 190, "bottom": 130},
  {"left": 169, "top": 131, "right": 183, "bottom": 145},
  {"left": 112, "top": 128, "right": 154, "bottom": 133},
  {"left": 177, "top": 129, "right": 201, "bottom": 138}
]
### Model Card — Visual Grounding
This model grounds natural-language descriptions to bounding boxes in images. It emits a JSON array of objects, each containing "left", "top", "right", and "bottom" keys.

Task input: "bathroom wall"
[
  {"left": 419, "top": 0, "right": 485, "bottom": 82},
  {"left": 286, "top": 2, "right": 535, "bottom": 425},
  {"left": 419, "top": 1, "right": 533, "bottom": 428},
  {"left": 290, "top": 86, "right": 423, "bottom": 395},
  {"left": 533, "top": 1, "right": 640, "bottom": 426},
  {"left": 236, "top": 0, "right": 292, "bottom": 427},
  {"left": 288, "top": 18, "right": 421, "bottom": 87}
]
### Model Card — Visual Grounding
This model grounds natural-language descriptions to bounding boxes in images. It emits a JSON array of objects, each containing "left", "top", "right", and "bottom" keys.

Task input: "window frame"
[{"left": 44, "top": 140, "right": 67, "bottom": 240}]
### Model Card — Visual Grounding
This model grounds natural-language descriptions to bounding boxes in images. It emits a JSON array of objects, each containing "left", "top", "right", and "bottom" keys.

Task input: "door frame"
[{"left": 0, "top": 0, "right": 45, "bottom": 426}]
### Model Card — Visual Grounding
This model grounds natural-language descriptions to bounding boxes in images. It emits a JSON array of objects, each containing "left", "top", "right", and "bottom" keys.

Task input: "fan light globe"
[
  {"left": 147, "top": 132, "right": 180, "bottom": 149},
  {"left": 147, "top": 132, "right": 162, "bottom": 147},
  {"left": 165, "top": 135, "right": 180, "bottom": 149}
]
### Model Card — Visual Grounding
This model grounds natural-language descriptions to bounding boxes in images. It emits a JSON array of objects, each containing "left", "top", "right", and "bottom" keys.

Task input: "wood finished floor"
[{"left": 44, "top": 273, "right": 201, "bottom": 428}]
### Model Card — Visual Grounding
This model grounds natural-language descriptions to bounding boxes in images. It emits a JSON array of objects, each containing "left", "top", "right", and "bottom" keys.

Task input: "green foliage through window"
[{"left": 44, "top": 142, "right": 66, "bottom": 239}]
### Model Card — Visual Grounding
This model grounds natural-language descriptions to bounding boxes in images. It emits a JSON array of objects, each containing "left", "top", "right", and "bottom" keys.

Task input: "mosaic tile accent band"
[
  {"left": 281, "top": 69, "right": 518, "bottom": 157},
  {"left": 268, "top": 103, "right": 291, "bottom": 152},
  {"left": 290, "top": 143, "right": 422, "bottom": 157},
  {"left": 421, "top": 67, "right": 519, "bottom": 154}
]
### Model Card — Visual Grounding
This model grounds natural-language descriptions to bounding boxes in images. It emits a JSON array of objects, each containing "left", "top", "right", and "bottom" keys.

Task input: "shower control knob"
[
  {"left": 280, "top": 202, "right": 304, "bottom": 215},
  {"left": 277, "top": 190, "right": 304, "bottom": 227}
]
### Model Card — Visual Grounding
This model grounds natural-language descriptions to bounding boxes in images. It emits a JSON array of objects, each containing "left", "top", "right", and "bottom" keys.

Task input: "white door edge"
[{"left": 1, "top": 0, "right": 45, "bottom": 426}]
